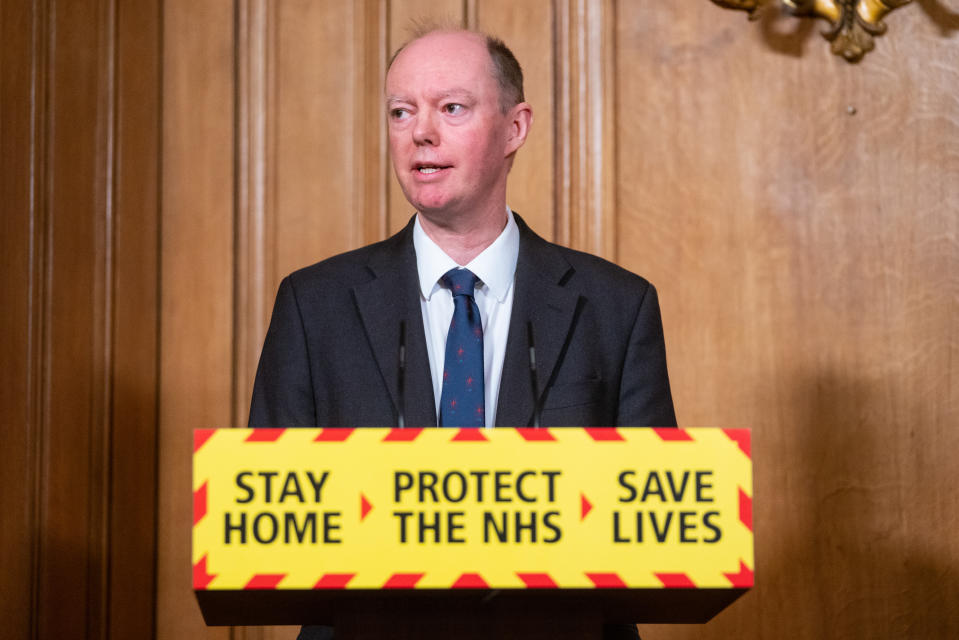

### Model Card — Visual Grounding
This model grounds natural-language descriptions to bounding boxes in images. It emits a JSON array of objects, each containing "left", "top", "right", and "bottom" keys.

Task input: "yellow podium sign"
[{"left": 193, "top": 427, "right": 752, "bottom": 592}]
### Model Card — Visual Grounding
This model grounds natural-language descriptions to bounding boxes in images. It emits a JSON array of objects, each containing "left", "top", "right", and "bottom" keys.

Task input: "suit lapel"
[
  {"left": 496, "top": 217, "right": 581, "bottom": 427},
  {"left": 352, "top": 222, "right": 437, "bottom": 428}
]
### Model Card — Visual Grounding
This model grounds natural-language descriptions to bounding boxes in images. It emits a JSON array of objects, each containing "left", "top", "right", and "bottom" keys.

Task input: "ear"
[{"left": 504, "top": 102, "right": 533, "bottom": 157}]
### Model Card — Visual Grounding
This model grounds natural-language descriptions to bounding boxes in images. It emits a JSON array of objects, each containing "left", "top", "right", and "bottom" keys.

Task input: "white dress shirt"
[{"left": 412, "top": 209, "right": 520, "bottom": 428}]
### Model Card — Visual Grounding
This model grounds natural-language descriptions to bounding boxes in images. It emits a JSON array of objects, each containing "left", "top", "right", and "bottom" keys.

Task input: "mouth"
[{"left": 413, "top": 163, "right": 452, "bottom": 175}]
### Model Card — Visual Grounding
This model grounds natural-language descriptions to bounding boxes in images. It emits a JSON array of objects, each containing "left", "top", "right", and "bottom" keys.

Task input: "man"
[{"left": 250, "top": 28, "right": 676, "bottom": 640}]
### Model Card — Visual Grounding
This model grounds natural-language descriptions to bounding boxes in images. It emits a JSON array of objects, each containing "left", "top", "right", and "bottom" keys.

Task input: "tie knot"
[{"left": 441, "top": 268, "right": 479, "bottom": 298}]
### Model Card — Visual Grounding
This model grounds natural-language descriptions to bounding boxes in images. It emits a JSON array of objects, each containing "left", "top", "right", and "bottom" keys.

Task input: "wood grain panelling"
[
  {"left": 233, "top": 0, "right": 390, "bottom": 426},
  {"left": 38, "top": 3, "right": 110, "bottom": 633},
  {"left": 158, "top": 1, "right": 234, "bottom": 639},
  {"left": 1, "top": 0, "right": 161, "bottom": 639},
  {"left": 476, "top": 0, "right": 557, "bottom": 243},
  {"left": 235, "top": 0, "right": 277, "bottom": 426},
  {"left": 110, "top": 0, "right": 161, "bottom": 636},
  {"left": 552, "top": 0, "right": 615, "bottom": 255},
  {"left": 353, "top": 0, "right": 390, "bottom": 248},
  {"left": 617, "top": 3, "right": 958, "bottom": 639},
  {"left": 1, "top": 2, "right": 45, "bottom": 638},
  {"left": 273, "top": 0, "right": 358, "bottom": 277}
]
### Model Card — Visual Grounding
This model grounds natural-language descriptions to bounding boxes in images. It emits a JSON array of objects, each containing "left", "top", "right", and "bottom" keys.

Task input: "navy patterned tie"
[{"left": 439, "top": 268, "right": 485, "bottom": 427}]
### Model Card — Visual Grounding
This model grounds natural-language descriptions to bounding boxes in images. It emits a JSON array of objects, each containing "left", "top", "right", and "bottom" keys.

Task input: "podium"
[{"left": 193, "top": 427, "right": 753, "bottom": 637}]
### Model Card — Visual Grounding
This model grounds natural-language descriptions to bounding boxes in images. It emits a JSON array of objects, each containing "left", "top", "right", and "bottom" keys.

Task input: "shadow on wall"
[
  {"left": 639, "top": 368, "right": 959, "bottom": 639},
  {"left": 759, "top": 370, "right": 959, "bottom": 638},
  {"left": 918, "top": 0, "right": 959, "bottom": 33},
  {"left": 758, "top": 6, "right": 818, "bottom": 58}
]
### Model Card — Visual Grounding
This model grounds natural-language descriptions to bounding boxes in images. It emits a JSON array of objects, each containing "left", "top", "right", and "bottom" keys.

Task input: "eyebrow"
[
  {"left": 434, "top": 88, "right": 477, "bottom": 100},
  {"left": 386, "top": 88, "right": 478, "bottom": 106}
]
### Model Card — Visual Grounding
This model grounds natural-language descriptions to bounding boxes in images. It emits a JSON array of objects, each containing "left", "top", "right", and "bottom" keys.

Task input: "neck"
[{"left": 417, "top": 205, "right": 508, "bottom": 265}]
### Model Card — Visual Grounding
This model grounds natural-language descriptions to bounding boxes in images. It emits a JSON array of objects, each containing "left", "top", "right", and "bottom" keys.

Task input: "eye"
[
  {"left": 443, "top": 103, "right": 464, "bottom": 115},
  {"left": 389, "top": 107, "right": 410, "bottom": 120}
]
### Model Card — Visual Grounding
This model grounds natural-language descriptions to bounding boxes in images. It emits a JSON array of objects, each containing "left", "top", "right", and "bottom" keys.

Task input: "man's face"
[{"left": 386, "top": 32, "right": 523, "bottom": 222}]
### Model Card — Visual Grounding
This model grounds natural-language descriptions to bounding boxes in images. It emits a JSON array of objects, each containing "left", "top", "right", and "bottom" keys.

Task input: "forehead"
[{"left": 386, "top": 32, "right": 496, "bottom": 98}]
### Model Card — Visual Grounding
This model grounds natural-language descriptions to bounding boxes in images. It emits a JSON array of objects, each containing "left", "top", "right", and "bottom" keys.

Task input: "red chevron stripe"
[
  {"left": 193, "top": 481, "right": 208, "bottom": 526},
  {"left": 314, "top": 573, "right": 355, "bottom": 589},
  {"left": 193, "top": 429, "right": 215, "bottom": 453},
  {"left": 192, "top": 555, "right": 216, "bottom": 589},
  {"left": 586, "top": 572, "right": 628, "bottom": 588},
  {"left": 724, "top": 560, "right": 754, "bottom": 588},
  {"left": 515, "top": 428, "right": 556, "bottom": 442},
  {"left": 314, "top": 428, "right": 354, "bottom": 442},
  {"left": 383, "top": 573, "right": 424, "bottom": 588},
  {"left": 244, "top": 574, "right": 286, "bottom": 589},
  {"left": 383, "top": 428, "right": 424, "bottom": 442},
  {"left": 517, "top": 573, "right": 558, "bottom": 588},
  {"left": 739, "top": 487, "right": 753, "bottom": 531},
  {"left": 653, "top": 428, "right": 693, "bottom": 441},
  {"left": 723, "top": 428, "right": 751, "bottom": 458},
  {"left": 452, "top": 428, "right": 488, "bottom": 441},
  {"left": 245, "top": 429, "right": 285, "bottom": 442},
  {"left": 451, "top": 573, "right": 489, "bottom": 588},
  {"left": 655, "top": 573, "right": 697, "bottom": 588},
  {"left": 584, "top": 427, "right": 624, "bottom": 441}
]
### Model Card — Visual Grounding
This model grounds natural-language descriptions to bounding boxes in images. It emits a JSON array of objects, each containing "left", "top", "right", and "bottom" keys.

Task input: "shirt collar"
[{"left": 413, "top": 208, "right": 520, "bottom": 303}]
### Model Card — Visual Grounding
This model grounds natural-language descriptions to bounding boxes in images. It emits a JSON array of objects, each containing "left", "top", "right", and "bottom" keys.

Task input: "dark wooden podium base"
[
  {"left": 335, "top": 604, "right": 602, "bottom": 640},
  {"left": 197, "top": 587, "right": 747, "bottom": 632}
]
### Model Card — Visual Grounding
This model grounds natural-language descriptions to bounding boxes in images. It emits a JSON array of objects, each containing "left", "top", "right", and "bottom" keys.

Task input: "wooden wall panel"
[
  {"left": 1, "top": 1, "right": 161, "bottom": 639},
  {"left": 234, "top": 0, "right": 390, "bottom": 428},
  {"left": 616, "top": 4, "right": 959, "bottom": 639},
  {"left": 158, "top": 0, "right": 235, "bottom": 639},
  {"left": 353, "top": 0, "right": 390, "bottom": 249},
  {"left": 110, "top": 1, "right": 161, "bottom": 636},
  {"left": 552, "top": 0, "right": 616, "bottom": 256},
  {"left": 0, "top": 2, "right": 44, "bottom": 638},
  {"left": 38, "top": 2, "right": 108, "bottom": 631},
  {"left": 235, "top": 0, "right": 276, "bottom": 426},
  {"left": 476, "top": 0, "right": 556, "bottom": 242},
  {"left": 273, "top": 0, "right": 359, "bottom": 277}
]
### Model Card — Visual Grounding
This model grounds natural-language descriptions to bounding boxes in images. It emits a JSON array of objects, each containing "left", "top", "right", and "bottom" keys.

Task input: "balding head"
[{"left": 389, "top": 28, "right": 525, "bottom": 113}]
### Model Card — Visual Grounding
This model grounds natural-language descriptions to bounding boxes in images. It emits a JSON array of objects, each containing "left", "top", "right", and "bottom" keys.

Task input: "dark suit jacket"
[{"left": 249, "top": 214, "right": 676, "bottom": 430}]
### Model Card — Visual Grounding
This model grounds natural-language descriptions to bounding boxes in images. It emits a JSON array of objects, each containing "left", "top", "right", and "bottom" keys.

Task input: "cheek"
[
  {"left": 387, "top": 133, "right": 403, "bottom": 156},
  {"left": 388, "top": 141, "right": 411, "bottom": 175},
  {"left": 457, "top": 129, "right": 501, "bottom": 169},
  {"left": 388, "top": 127, "right": 412, "bottom": 151}
]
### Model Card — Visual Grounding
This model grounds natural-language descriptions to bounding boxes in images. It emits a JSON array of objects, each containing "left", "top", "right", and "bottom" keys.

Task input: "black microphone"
[
  {"left": 397, "top": 320, "right": 406, "bottom": 429},
  {"left": 527, "top": 321, "right": 543, "bottom": 428}
]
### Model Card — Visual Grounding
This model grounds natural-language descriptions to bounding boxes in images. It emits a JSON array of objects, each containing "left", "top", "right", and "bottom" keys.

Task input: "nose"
[{"left": 412, "top": 111, "right": 438, "bottom": 146}]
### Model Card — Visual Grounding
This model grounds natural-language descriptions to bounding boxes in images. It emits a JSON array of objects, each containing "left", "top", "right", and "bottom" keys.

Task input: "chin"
[{"left": 412, "top": 195, "right": 454, "bottom": 215}]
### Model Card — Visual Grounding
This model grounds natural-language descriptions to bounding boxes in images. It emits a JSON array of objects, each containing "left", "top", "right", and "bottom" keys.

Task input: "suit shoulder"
[
  {"left": 515, "top": 213, "right": 656, "bottom": 295},
  {"left": 548, "top": 242, "right": 656, "bottom": 296},
  {"left": 283, "top": 225, "right": 411, "bottom": 291},
  {"left": 285, "top": 246, "right": 371, "bottom": 289}
]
